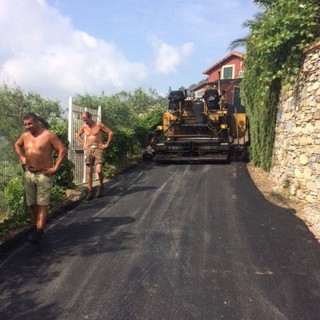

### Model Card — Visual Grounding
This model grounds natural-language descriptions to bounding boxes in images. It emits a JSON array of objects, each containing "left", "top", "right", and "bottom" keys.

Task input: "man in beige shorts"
[
  {"left": 15, "top": 113, "right": 67, "bottom": 244},
  {"left": 77, "top": 111, "right": 113, "bottom": 200}
]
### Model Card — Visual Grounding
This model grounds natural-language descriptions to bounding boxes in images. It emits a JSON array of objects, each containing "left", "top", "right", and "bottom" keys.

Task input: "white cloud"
[
  {"left": 151, "top": 37, "right": 194, "bottom": 74},
  {"left": 0, "top": 0, "right": 147, "bottom": 102},
  {"left": 0, "top": 0, "right": 257, "bottom": 103}
]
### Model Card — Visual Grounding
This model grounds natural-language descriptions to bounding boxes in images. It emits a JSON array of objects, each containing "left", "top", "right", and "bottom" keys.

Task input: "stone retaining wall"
[{"left": 270, "top": 40, "right": 320, "bottom": 205}]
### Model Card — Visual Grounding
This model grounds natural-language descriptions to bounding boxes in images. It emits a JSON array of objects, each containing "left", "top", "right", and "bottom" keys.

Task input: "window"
[{"left": 222, "top": 65, "right": 234, "bottom": 79}]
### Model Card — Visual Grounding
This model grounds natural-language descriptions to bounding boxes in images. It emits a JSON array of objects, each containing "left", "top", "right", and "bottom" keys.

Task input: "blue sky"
[{"left": 0, "top": 0, "right": 259, "bottom": 107}]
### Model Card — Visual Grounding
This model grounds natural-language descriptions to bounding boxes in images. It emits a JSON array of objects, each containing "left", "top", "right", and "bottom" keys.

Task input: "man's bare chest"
[
  {"left": 84, "top": 125, "right": 101, "bottom": 136},
  {"left": 24, "top": 135, "right": 51, "bottom": 153}
]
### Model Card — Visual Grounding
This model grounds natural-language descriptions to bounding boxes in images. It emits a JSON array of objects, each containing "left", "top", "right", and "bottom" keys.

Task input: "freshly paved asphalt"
[{"left": 0, "top": 162, "right": 320, "bottom": 320}]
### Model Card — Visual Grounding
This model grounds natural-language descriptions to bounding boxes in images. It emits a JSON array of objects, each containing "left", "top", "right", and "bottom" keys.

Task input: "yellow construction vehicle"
[{"left": 151, "top": 90, "right": 248, "bottom": 162}]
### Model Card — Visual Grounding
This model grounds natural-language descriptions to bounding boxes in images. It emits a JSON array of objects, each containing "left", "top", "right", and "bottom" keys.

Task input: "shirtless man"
[
  {"left": 76, "top": 111, "right": 113, "bottom": 200},
  {"left": 15, "top": 113, "right": 67, "bottom": 244}
]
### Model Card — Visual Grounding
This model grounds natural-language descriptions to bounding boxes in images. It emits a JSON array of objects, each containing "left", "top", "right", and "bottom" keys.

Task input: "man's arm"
[
  {"left": 76, "top": 126, "right": 86, "bottom": 146},
  {"left": 14, "top": 135, "right": 26, "bottom": 165},
  {"left": 48, "top": 133, "right": 67, "bottom": 175},
  {"left": 100, "top": 124, "right": 113, "bottom": 148}
]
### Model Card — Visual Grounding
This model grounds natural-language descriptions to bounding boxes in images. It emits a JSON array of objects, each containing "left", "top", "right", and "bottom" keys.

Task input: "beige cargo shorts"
[{"left": 24, "top": 171, "right": 53, "bottom": 206}]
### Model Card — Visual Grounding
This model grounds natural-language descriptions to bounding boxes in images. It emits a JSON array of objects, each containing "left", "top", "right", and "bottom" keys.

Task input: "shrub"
[
  {"left": 49, "top": 185, "right": 68, "bottom": 211},
  {"left": 3, "top": 176, "right": 25, "bottom": 217},
  {"left": 51, "top": 121, "right": 76, "bottom": 189}
]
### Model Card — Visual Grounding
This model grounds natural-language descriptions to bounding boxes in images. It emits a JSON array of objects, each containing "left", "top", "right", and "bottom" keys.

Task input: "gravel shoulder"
[{"left": 246, "top": 163, "right": 320, "bottom": 242}]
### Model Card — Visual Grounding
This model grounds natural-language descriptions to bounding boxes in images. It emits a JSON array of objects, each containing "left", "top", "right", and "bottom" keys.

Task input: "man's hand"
[
  {"left": 43, "top": 167, "right": 56, "bottom": 176},
  {"left": 99, "top": 143, "right": 109, "bottom": 150}
]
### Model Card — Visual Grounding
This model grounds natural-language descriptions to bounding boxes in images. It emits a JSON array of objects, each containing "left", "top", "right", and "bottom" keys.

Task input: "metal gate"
[{"left": 67, "top": 97, "right": 101, "bottom": 185}]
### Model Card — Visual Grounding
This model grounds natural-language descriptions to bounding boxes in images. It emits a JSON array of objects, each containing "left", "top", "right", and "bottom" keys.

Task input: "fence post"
[{"left": 67, "top": 97, "right": 73, "bottom": 161}]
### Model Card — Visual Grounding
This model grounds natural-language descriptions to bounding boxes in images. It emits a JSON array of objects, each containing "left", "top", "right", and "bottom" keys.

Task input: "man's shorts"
[
  {"left": 85, "top": 146, "right": 104, "bottom": 166},
  {"left": 24, "top": 171, "right": 53, "bottom": 206}
]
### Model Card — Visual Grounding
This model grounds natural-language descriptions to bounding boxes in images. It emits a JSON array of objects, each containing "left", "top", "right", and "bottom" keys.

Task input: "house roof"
[
  {"left": 188, "top": 78, "right": 208, "bottom": 91},
  {"left": 202, "top": 51, "right": 244, "bottom": 75},
  {"left": 189, "top": 78, "right": 240, "bottom": 92}
]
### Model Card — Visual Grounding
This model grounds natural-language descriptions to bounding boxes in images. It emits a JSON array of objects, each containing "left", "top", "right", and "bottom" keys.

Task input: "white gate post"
[
  {"left": 67, "top": 97, "right": 73, "bottom": 160},
  {"left": 98, "top": 105, "right": 101, "bottom": 122}
]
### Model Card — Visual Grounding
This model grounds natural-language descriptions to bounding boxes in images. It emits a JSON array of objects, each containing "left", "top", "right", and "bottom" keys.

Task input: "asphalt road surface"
[{"left": 0, "top": 162, "right": 320, "bottom": 320}]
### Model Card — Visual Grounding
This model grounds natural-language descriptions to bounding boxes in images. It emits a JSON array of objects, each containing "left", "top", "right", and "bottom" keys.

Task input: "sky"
[{"left": 0, "top": 0, "right": 259, "bottom": 107}]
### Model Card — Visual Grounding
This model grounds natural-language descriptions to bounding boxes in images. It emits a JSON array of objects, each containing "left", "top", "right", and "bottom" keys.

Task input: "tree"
[
  {"left": 233, "top": 0, "right": 319, "bottom": 170},
  {"left": 73, "top": 88, "right": 167, "bottom": 165},
  {"left": 0, "top": 84, "right": 61, "bottom": 144}
]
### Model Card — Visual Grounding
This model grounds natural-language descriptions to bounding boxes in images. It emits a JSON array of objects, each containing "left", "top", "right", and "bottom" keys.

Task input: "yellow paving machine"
[{"left": 151, "top": 90, "right": 248, "bottom": 163}]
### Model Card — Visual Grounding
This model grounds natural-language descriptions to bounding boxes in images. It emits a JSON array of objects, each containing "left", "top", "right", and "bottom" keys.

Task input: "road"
[{"left": 0, "top": 162, "right": 320, "bottom": 320}]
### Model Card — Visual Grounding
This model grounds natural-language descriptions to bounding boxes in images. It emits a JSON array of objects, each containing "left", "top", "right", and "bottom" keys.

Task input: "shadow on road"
[{"left": 0, "top": 215, "right": 136, "bottom": 320}]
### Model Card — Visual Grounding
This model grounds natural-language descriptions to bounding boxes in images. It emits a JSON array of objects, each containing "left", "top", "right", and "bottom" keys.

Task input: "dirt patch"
[
  {"left": 247, "top": 163, "right": 305, "bottom": 212},
  {"left": 246, "top": 163, "right": 320, "bottom": 241}
]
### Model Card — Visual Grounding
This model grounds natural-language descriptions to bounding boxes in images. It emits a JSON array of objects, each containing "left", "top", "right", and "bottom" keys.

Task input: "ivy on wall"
[{"left": 241, "top": 0, "right": 319, "bottom": 171}]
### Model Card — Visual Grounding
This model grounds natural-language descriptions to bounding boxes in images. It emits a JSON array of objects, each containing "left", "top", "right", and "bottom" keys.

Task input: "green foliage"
[
  {"left": 3, "top": 176, "right": 25, "bottom": 217},
  {"left": 50, "top": 121, "right": 76, "bottom": 189},
  {"left": 0, "top": 85, "right": 27, "bottom": 146},
  {"left": 73, "top": 88, "right": 166, "bottom": 165},
  {"left": 50, "top": 120, "right": 68, "bottom": 141},
  {"left": 0, "top": 84, "right": 62, "bottom": 144},
  {"left": 49, "top": 186, "right": 68, "bottom": 211},
  {"left": 106, "top": 126, "right": 136, "bottom": 164},
  {"left": 134, "top": 108, "right": 164, "bottom": 147},
  {"left": 54, "top": 158, "right": 76, "bottom": 189},
  {"left": 240, "top": 0, "right": 319, "bottom": 170},
  {"left": 0, "top": 156, "right": 20, "bottom": 190},
  {"left": 103, "top": 163, "right": 115, "bottom": 178},
  {"left": 253, "top": 0, "right": 277, "bottom": 7}
]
